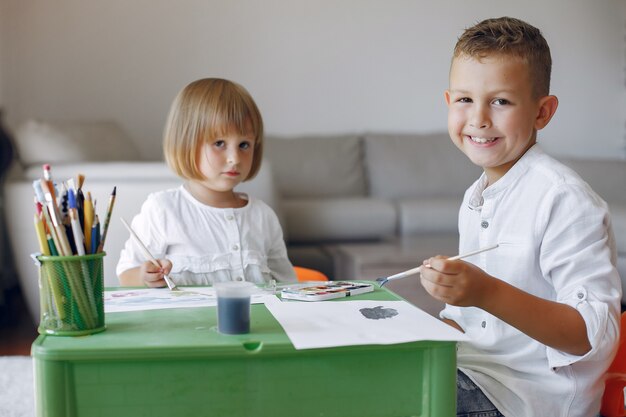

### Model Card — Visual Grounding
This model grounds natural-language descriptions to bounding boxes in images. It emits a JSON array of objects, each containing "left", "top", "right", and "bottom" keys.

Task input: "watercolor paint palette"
[{"left": 281, "top": 281, "right": 374, "bottom": 301}]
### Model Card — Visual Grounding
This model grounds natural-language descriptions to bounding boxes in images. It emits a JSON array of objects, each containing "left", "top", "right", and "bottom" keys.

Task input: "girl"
[{"left": 117, "top": 78, "right": 296, "bottom": 286}]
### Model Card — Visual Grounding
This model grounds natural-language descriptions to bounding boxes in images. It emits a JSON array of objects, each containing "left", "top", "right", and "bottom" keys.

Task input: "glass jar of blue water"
[{"left": 214, "top": 281, "right": 256, "bottom": 334}]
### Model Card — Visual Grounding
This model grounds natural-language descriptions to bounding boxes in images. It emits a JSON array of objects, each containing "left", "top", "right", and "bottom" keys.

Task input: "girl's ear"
[
  {"left": 535, "top": 95, "right": 558, "bottom": 130},
  {"left": 444, "top": 90, "right": 451, "bottom": 107}
]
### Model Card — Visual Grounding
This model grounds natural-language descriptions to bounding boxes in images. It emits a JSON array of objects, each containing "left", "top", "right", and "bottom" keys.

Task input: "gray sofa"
[
  {"left": 4, "top": 120, "right": 625, "bottom": 321},
  {"left": 264, "top": 133, "right": 482, "bottom": 277}
]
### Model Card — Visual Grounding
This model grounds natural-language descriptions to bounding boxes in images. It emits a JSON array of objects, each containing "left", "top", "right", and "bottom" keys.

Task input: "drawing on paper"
[{"left": 359, "top": 305, "right": 398, "bottom": 320}]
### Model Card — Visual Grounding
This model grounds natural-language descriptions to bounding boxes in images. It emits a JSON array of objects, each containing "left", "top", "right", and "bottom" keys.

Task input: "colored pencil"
[
  {"left": 67, "top": 188, "right": 85, "bottom": 255},
  {"left": 83, "top": 192, "right": 93, "bottom": 254},
  {"left": 34, "top": 213, "right": 50, "bottom": 256},
  {"left": 97, "top": 186, "right": 116, "bottom": 253}
]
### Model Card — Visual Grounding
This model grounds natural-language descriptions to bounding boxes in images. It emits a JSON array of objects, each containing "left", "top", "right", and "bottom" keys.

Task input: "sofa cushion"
[
  {"left": 14, "top": 119, "right": 141, "bottom": 165},
  {"left": 610, "top": 203, "right": 626, "bottom": 254},
  {"left": 559, "top": 158, "right": 626, "bottom": 256},
  {"left": 363, "top": 133, "right": 482, "bottom": 199},
  {"left": 282, "top": 197, "right": 396, "bottom": 243},
  {"left": 397, "top": 197, "right": 460, "bottom": 235},
  {"left": 559, "top": 158, "right": 626, "bottom": 204},
  {"left": 265, "top": 135, "right": 366, "bottom": 198}
]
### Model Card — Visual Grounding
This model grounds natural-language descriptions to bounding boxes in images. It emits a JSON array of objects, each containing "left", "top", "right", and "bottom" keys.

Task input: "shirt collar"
[{"left": 467, "top": 143, "right": 544, "bottom": 210}]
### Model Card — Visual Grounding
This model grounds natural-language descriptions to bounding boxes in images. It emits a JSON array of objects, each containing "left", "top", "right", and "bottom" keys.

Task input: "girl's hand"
[
  {"left": 419, "top": 256, "right": 496, "bottom": 308},
  {"left": 139, "top": 259, "right": 173, "bottom": 288}
]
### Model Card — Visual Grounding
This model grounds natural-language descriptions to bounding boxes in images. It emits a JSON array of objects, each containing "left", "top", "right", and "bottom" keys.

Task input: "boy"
[{"left": 420, "top": 17, "right": 622, "bottom": 417}]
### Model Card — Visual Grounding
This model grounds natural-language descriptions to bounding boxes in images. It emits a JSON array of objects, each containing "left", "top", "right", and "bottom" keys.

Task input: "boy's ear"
[
  {"left": 535, "top": 95, "right": 558, "bottom": 130},
  {"left": 444, "top": 90, "right": 451, "bottom": 106}
]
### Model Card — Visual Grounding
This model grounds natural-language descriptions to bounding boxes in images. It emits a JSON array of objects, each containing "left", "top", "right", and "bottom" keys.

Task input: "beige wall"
[{"left": 1, "top": 0, "right": 624, "bottom": 160}]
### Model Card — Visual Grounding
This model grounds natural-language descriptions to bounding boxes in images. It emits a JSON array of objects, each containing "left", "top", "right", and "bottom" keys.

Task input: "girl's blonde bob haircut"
[{"left": 163, "top": 78, "right": 264, "bottom": 181}]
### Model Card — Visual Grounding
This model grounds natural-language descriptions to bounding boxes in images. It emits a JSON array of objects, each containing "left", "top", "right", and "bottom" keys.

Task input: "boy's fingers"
[
  {"left": 427, "top": 256, "right": 459, "bottom": 273},
  {"left": 421, "top": 269, "right": 455, "bottom": 288},
  {"left": 420, "top": 275, "right": 454, "bottom": 301}
]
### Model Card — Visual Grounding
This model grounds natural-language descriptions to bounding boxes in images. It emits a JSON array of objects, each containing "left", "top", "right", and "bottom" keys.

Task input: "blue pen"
[
  {"left": 90, "top": 215, "right": 100, "bottom": 255},
  {"left": 67, "top": 188, "right": 76, "bottom": 209},
  {"left": 67, "top": 189, "right": 87, "bottom": 256}
]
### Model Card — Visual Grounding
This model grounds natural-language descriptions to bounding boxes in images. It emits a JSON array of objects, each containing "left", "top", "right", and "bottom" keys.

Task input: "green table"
[{"left": 32, "top": 284, "right": 457, "bottom": 417}]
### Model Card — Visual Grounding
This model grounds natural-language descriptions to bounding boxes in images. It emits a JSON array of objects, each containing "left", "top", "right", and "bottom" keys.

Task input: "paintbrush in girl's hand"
[
  {"left": 120, "top": 217, "right": 180, "bottom": 291},
  {"left": 377, "top": 243, "right": 500, "bottom": 287}
]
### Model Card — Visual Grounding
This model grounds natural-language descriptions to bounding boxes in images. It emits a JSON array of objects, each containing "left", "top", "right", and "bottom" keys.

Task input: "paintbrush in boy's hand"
[{"left": 377, "top": 243, "right": 500, "bottom": 287}]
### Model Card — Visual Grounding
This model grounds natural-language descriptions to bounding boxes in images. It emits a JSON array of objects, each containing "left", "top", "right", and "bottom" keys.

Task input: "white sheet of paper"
[
  {"left": 105, "top": 287, "right": 275, "bottom": 313},
  {"left": 264, "top": 298, "right": 469, "bottom": 349}
]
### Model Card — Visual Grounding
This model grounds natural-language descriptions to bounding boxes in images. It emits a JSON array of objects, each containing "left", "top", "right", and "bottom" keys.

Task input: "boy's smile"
[{"left": 445, "top": 54, "right": 557, "bottom": 185}]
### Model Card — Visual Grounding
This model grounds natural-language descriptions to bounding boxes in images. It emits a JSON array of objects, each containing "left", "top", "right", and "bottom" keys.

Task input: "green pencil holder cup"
[{"left": 35, "top": 252, "right": 106, "bottom": 336}]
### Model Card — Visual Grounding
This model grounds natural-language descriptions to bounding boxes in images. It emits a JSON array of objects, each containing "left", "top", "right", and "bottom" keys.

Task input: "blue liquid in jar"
[{"left": 217, "top": 296, "right": 250, "bottom": 334}]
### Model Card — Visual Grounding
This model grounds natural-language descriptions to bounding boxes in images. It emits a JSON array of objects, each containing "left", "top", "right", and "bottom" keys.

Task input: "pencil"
[
  {"left": 40, "top": 180, "right": 71, "bottom": 257},
  {"left": 97, "top": 186, "right": 116, "bottom": 253},
  {"left": 42, "top": 164, "right": 56, "bottom": 201},
  {"left": 34, "top": 213, "right": 51, "bottom": 256},
  {"left": 35, "top": 212, "right": 66, "bottom": 320},
  {"left": 67, "top": 188, "right": 85, "bottom": 255},
  {"left": 83, "top": 192, "right": 93, "bottom": 254},
  {"left": 90, "top": 215, "right": 100, "bottom": 255},
  {"left": 76, "top": 174, "right": 85, "bottom": 231},
  {"left": 70, "top": 209, "right": 85, "bottom": 256}
]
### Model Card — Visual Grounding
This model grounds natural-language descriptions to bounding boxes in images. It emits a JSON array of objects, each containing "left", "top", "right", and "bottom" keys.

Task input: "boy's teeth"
[{"left": 470, "top": 136, "right": 495, "bottom": 144}]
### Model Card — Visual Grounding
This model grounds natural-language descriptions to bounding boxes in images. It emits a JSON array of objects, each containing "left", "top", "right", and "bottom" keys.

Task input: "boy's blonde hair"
[
  {"left": 453, "top": 16, "right": 551, "bottom": 98},
  {"left": 163, "top": 78, "right": 264, "bottom": 181}
]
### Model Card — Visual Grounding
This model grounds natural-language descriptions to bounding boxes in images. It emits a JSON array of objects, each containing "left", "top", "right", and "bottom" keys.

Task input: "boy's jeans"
[{"left": 456, "top": 370, "right": 504, "bottom": 417}]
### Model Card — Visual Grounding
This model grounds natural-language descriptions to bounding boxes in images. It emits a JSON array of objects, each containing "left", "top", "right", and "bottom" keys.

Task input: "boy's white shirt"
[
  {"left": 441, "top": 144, "right": 622, "bottom": 417},
  {"left": 116, "top": 185, "right": 296, "bottom": 285}
]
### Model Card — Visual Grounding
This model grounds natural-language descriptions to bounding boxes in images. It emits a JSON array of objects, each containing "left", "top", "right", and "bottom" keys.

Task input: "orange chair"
[
  {"left": 601, "top": 312, "right": 626, "bottom": 417},
  {"left": 293, "top": 266, "right": 329, "bottom": 282}
]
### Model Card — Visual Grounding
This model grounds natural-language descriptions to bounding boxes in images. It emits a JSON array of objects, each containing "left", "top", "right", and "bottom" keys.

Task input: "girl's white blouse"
[{"left": 116, "top": 185, "right": 296, "bottom": 285}]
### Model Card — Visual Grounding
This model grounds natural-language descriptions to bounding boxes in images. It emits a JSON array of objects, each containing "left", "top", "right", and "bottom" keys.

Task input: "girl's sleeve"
[
  {"left": 539, "top": 184, "right": 622, "bottom": 367},
  {"left": 264, "top": 205, "right": 297, "bottom": 283},
  {"left": 115, "top": 194, "right": 167, "bottom": 278}
]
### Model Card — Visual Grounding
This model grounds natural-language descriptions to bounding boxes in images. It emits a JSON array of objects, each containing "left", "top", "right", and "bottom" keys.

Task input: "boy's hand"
[
  {"left": 419, "top": 256, "right": 496, "bottom": 308},
  {"left": 421, "top": 256, "right": 593, "bottom": 355},
  {"left": 139, "top": 259, "right": 173, "bottom": 288}
]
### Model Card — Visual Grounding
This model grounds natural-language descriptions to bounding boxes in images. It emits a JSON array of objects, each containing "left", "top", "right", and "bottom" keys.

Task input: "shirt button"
[
  {"left": 574, "top": 287, "right": 587, "bottom": 301},
  {"left": 232, "top": 244, "right": 239, "bottom": 251},
  {"left": 481, "top": 321, "right": 487, "bottom": 328},
  {"left": 481, "top": 221, "right": 489, "bottom": 229},
  {"left": 226, "top": 215, "right": 234, "bottom": 221}
]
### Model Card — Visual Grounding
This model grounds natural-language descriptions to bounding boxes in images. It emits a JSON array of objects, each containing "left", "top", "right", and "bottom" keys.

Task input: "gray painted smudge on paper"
[{"left": 359, "top": 305, "right": 398, "bottom": 320}]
